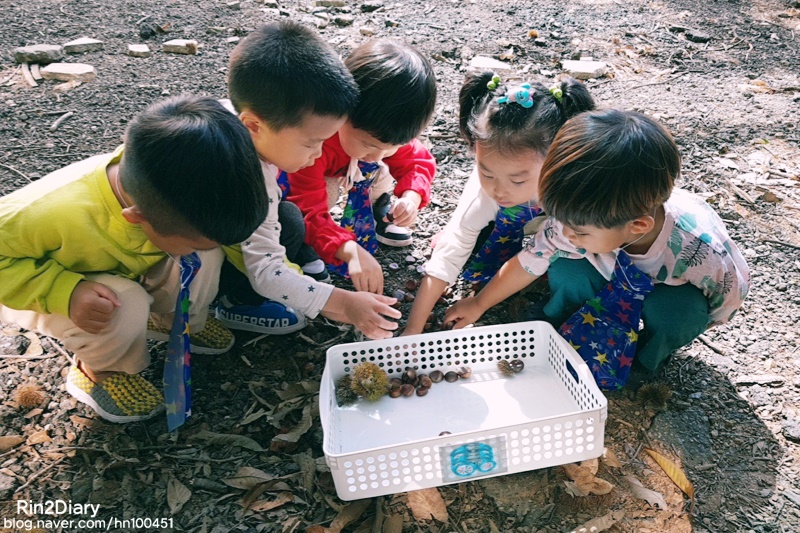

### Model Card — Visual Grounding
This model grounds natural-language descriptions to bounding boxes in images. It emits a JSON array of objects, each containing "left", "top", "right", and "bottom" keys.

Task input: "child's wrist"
[{"left": 401, "top": 190, "right": 422, "bottom": 208}]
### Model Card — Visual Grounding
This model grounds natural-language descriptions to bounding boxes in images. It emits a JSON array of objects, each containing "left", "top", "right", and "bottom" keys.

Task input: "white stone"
[
  {"left": 40, "top": 63, "right": 96, "bottom": 82},
  {"left": 63, "top": 37, "right": 104, "bottom": 54},
  {"left": 226, "top": 37, "right": 240, "bottom": 44},
  {"left": 359, "top": 27, "right": 376, "bottom": 36},
  {"left": 468, "top": 55, "right": 514, "bottom": 73},
  {"left": 314, "top": 0, "right": 345, "bottom": 6},
  {"left": 13, "top": 44, "right": 64, "bottom": 64},
  {"left": 561, "top": 59, "right": 608, "bottom": 80},
  {"left": 226, "top": 1, "right": 241, "bottom": 9},
  {"left": 162, "top": 39, "right": 199, "bottom": 55},
  {"left": 127, "top": 44, "right": 151, "bottom": 58}
]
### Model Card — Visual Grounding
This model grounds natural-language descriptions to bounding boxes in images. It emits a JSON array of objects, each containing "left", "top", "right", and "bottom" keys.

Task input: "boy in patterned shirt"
[{"left": 445, "top": 109, "right": 749, "bottom": 376}]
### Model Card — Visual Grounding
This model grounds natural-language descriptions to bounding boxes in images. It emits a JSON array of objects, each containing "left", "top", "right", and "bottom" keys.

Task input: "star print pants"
[
  {"left": 0, "top": 248, "right": 223, "bottom": 375},
  {"left": 544, "top": 258, "right": 710, "bottom": 373}
]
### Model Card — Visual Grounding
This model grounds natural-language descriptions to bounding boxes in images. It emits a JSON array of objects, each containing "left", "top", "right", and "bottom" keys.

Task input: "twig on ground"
[
  {"left": 1, "top": 66, "right": 20, "bottom": 85},
  {"left": 49, "top": 111, "right": 74, "bottom": 132},
  {"left": 15, "top": 456, "right": 66, "bottom": 493},
  {"left": 135, "top": 14, "right": 151, "bottom": 25},
  {"left": 698, "top": 334, "right": 726, "bottom": 355},
  {"left": 0, "top": 162, "right": 31, "bottom": 182},
  {"left": 764, "top": 239, "right": 800, "bottom": 251}
]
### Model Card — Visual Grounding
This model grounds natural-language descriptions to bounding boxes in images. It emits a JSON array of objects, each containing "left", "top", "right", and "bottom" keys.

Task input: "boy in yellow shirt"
[{"left": 0, "top": 95, "right": 268, "bottom": 423}]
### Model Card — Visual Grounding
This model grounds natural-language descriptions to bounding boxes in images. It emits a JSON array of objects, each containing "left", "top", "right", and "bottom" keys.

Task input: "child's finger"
[{"left": 92, "top": 283, "right": 121, "bottom": 307}]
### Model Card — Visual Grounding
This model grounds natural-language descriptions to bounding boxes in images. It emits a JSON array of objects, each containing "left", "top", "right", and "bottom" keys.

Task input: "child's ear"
[
  {"left": 628, "top": 214, "right": 655, "bottom": 235},
  {"left": 121, "top": 206, "right": 146, "bottom": 225},
  {"left": 238, "top": 111, "right": 263, "bottom": 136}
]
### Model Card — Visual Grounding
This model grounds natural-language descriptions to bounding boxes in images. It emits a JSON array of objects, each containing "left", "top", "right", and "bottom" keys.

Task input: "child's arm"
[
  {"left": 404, "top": 275, "right": 449, "bottom": 334},
  {"left": 335, "top": 240, "right": 384, "bottom": 295},
  {"left": 383, "top": 139, "right": 436, "bottom": 227},
  {"left": 445, "top": 256, "right": 538, "bottom": 329},
  {"left": 287, "top": 136, "right": 359, "bottom": 266}
]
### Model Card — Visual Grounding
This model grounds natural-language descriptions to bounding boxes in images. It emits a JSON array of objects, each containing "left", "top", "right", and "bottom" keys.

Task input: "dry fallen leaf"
[
  {"left": 407, "top": 487, "right": 449, "bottom": 522},
  {"left": 382, "top": 514, "right": 403, "bottom": 533},
  {"left": 307, "top": 499, "right": 371, "bottom": 533},
  {"left": 167, "top": 476, "right": 191, "bottom": 515},
  {"left": 26, "top": 429, "right": 51, "bottom": 445},
  {"left": 602, "top": 448, "right": 622, "bottom": 468},
  {"left": 189, "top": 430, "right": 264, "bottom": 452},
  {"left": 249, "top": 491, "right": 293, "bottom": 512},
  {"left": 570, "top": 510, "right": 625, "bottom": 533},
  {"left": 562, "top": 459, "right": 614, "bottom": 496},
  {"left": 643, "top": 447, "right": 695, "bottom": 501},
  {"left": 0, "top": 435, "right": 25, "bottom": 451},
  {"left": 625, "top": 475, "right": 668, "bottom": 509},
  {"left": 224, "top": 466, "right": 275, "bottom": 490}
]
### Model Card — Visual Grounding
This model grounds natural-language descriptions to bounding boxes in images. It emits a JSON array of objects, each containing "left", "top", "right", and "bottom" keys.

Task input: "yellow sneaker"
[
  {"left": 147, "top": 316, "right": 235, "bottom": 355},
  {"left": 66, "top": 365, "right": 163, "bottom": 423}
]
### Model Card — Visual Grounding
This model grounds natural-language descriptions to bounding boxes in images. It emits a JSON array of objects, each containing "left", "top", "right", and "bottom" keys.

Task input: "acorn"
[
  {"left": 402, "top": 367, "right": 417, "bottom": 384},
  {"left": 510, "top": 360, "right": 525, "bottom": 373},
  {"left": 400, "top": 384, "right": 415, "bottom": 397},
  {"left": 405, "top": 279, "right": 418, "bottom": 291},
  {"left": 429, "top": 370, "right": 444, "bottom": 383},
  {"left": 423, "top": 322, "right": 433, "bottom": 332},
  {"left": 458, "top": 366, "right": 472, "bottom": 379},
  {"left": 436, "top": 296, "right": 447, "bottom": 306},
  {"left": 404, "top": 292, "right": 416, "bottom": 303},
  {"left": 416, "top": 386, "right": 430, "bottom": 397},
  {"left": 390, "top": 377, "right": 403, "bottom": 388},
  {"left": 444, "top": 371, "right": 459, "bottom": 383},
  {"left": 418, "top": 374, "right": 433, "bottom": 388},
  {"left": 13, "top": 383, "right": 46, "bottom": 409},
  {"left": 389, "top": 387, "right": 403, "bottom": 398},
  {"left": 350, "top": 362, "right": 390, "bottom": 401},
  {"left": 335, "top": 375, "right": 359, "bottom": 406}
]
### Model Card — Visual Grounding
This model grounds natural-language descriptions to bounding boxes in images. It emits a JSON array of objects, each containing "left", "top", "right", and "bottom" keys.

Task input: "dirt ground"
[{"left": 1, "top": 0, "right": 800, "bottom": 531}]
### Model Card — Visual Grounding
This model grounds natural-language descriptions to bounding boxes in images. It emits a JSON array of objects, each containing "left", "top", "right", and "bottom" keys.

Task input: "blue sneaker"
[{"left": 215, "top": 296, "right": 306, "bottom": 335}]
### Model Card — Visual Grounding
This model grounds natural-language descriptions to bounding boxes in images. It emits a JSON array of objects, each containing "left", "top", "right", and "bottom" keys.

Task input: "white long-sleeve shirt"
[
  {"left": 240, "top": 160, "right": 334, "bottom": 317},
  {"left": 518, "top": 188, "right": 750, "bottom": 326},
  {"left": 424, "top": 168, "right": 539, "bottom": 284}
]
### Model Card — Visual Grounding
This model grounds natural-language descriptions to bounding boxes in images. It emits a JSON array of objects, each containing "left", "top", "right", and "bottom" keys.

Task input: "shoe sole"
[
  {"left": 215, "top": 312, "right": 308, "bottom": 335},
  {"left": 376, "top": 234, "right": 413, "bottom": 247},
  {"left": 66, "top": 380, "right": 164, "bottom": 424},
  {"left": 146, "top": 330, "right": 234, "bottom": 355}
]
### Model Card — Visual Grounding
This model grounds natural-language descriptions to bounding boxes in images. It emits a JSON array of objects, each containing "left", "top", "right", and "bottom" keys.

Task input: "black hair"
[
  {"left": 228, "top": 21, "right": 359, "bottom": 130},
  {"left": 120, "top": 95, "right": 268, "bottom": 245},
  {"left": 458, "top": 72, "right": 595, "bottom": 155},
  {"left": 345, "top": 40, "right": 437, "bottom": 145},
  {"left": 539, "top": 109, "right": 680, "bottom": 228}
]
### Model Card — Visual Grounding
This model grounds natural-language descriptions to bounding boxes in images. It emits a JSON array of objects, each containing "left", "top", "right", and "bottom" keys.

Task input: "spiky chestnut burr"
[{"left": 350, "top": 362, "right": 390, "bottom": 401}]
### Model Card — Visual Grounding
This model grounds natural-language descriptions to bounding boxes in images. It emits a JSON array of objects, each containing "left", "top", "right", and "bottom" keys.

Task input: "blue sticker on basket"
[{"left": 439, "top": 436, "right": 508, "bottom": 482}]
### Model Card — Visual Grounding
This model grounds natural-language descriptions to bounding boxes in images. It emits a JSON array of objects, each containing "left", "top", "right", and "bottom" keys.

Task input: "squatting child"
[
  {"left": 0, "top": 96, "right": 269, "bottom": 422},
  {"left": 445, "top": 109, "right": 750, "bottom": 376},
  {"left": 218, "top": 22, "right": 401, "bottom": 340},
  {"left": 404, "top": 72, "right": 595, "bottom": 334},
  {"left": 287, "top": 39, "right": 438, "bottom": 295}
]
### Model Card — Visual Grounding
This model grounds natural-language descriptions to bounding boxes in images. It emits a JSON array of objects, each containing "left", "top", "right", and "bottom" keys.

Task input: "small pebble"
[
  {"left": 405, "top": 255, "right": 416, "bottom": 263},
  {"left": 388, "top": 262, "right": 400, "bottom": 270}
]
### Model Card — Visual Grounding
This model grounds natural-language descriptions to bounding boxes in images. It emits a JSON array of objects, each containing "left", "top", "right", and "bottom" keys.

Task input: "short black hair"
[
  {"left": 540, "top": 109, "right": 680, "bottom": 228},
  {"left": 120, "top": 95, "right": 268, "bottom": 245},
  {"left": 346, "top": 40, "right": 437, "bottom": 145},
  {"left": 228, "top": 21, "right": 359, "bottom": 130},
  {"left": 459, "top": 72, "right": 595, "bottom": 156}
]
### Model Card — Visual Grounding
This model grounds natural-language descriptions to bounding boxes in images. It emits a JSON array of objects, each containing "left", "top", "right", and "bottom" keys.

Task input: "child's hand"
[
  {"left": 342, "top": 292, "right": 401, "bottom": 339},
  {"left": 68, "top": 281, "right": 121, "bottom": 334},
  {"left": 348, "top": 244, "right": 385, "bottom": 294},
  {"left": 444, "top": 297, "right": 486, "bottom": 330},
  {"left": 389, "top": 191, "right": 422, "bottom": 227}
]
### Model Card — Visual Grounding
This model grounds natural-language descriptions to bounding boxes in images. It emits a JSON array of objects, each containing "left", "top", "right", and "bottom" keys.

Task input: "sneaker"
[
  {"left": 215, "top": 296, "right": 306, "bottom": 335},
  {"left": 301, "top": 259, "right": 331, "bottom": 283},
  {"left": 147, "top": 316, "right": 235, "bottom": 355},
  {"left": 66, "top": 365, "right": 163, "bottom": 423},
  {"left": 373, "top": 192, "right": 413, "bottom": 247}
]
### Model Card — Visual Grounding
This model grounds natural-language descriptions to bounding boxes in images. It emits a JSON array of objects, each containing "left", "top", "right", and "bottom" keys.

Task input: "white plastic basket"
[{"left": 320, "top": 321, "right": 608, "bottom": 500}]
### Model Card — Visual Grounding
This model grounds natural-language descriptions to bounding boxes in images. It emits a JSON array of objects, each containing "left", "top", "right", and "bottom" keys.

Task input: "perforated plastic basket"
[{"left": 320, "top": 321, "right": 608, "bottom": 500}]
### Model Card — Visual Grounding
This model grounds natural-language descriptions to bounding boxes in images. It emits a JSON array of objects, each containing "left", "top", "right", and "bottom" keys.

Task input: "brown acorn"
[
  {"left": 404, "top": 292, "right": 416, "bottom": 302},
  {"left": 418, "top": 374, "right": 433, "bottom": 388},
  {"left": 444, "top": 371, "right": 459, "bottom": 383},
  {"left": 509, "top": 360, "right": 525, "bottom": 373},
  {"left": 400, "top": 384, "right": 415, "bottom": 397},
  {"left": 423, "top": 322, "right": 433, "bottom": 332},
  {"left": 405, "top": 279, "right": 418, "bottom": 291},
  {"left": 429, "top": 370, "right": 444, "bottom": 383},
  {"left": 402, "top": 367, "right": 417, "bottom": 383},
  {"left": 389, "top": 387, "right": 403, "bottom": 398},
  {"left": 416, "top": 386, "right": 430, "bottom": 397},
  {"left": 458, "top": 366, "right": 472, "bottom": 379}
]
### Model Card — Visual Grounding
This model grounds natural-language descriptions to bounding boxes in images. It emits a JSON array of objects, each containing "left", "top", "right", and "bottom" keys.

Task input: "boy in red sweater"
[{"left": 287, "top": 40, "right": 437, "bottom": 295}]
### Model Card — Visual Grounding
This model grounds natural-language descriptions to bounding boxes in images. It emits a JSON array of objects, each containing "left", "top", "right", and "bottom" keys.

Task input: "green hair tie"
[
  {"left": 486, "top": 74, "right": 501, "bottom": 91},
  {"left": 549, "top": 85, "right": 563, "bottom": 102}
]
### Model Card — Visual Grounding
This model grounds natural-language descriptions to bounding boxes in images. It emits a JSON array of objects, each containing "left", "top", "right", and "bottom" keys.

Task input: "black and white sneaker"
[
  {"left": 301, "top": 259, "right": 331, "bottom": 283},
  {"left": 373, "top": 192, "right": 413, "bottom": 247}
]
